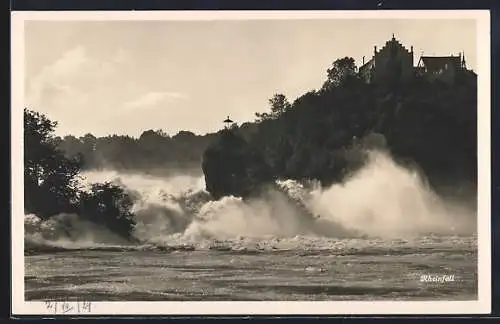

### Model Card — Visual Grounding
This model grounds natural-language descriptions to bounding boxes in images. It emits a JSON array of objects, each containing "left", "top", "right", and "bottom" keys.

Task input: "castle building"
[
  {"left": 415, "top": 54, "right": 467, "bottom": 84},
  {"left": 358, "top": 34, "right": 414, "bottom": 84},
  {"left": 359, "top": 35, "right": 470, "bottom": 85}
]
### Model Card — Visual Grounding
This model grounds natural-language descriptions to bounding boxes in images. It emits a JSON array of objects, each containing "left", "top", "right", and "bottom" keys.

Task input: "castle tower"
[{"left": 360, "top": 36, "right": 415, "bottom": 84}]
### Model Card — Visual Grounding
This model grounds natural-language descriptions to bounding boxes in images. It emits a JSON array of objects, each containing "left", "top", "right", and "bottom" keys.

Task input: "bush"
[{"left": 77, "top": 182, "right": 137, "bottom": 241}]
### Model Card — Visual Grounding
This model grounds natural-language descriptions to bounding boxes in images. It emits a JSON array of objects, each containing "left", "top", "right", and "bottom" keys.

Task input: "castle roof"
[
  {"left": 359, "top": 58, "right": 375, "bottom": 72},
  {"left": 420, "top": 56, "right": 462, "bottom": 72},
  {"left": 377, "top": 35, "right": 412, "bottom": 54}
]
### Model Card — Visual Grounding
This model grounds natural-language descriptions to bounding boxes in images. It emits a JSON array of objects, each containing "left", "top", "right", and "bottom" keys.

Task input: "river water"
[{"left": 25, "top": 235, "right": 477, "bottom": 301}]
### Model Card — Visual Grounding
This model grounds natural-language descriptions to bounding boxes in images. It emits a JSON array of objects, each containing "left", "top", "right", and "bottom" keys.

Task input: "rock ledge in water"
[{"left": 201, "top": 128, "right": 273, "bottom": 200}]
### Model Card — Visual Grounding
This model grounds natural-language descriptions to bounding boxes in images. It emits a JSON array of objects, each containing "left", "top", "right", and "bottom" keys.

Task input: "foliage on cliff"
[
  {"left": 203, "top": 57, "right": 477, "bottom": 196},
  {"left": 252, "top": 58, "right": 477, "bottom": 189},
  {"left": 24, "top": 109, "right": 137, "bottom": 240}
]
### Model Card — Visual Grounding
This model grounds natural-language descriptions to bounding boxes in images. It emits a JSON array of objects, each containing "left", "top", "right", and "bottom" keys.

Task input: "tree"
[
  {"left": 78, "top": 133, "right": 97, "bottom": 168},
  {"left": 139, "top": 129, "right": 166, "bottom": 142},
  {"left": 80, "top": 133, "right": 97, "bottom": 151},
  {"left": 255, "top": 93, "right": 291, "bottom": 122},
  {"left": 24, "top": 108, "right": 138, "bottom": 240},
  {"left": 172, "top": 130, "right": 196, "bottom": 140},
  {"left": 58, "top": 135, "right": 82, "bottom": 159},
  {"left": 24, "top": 108, "right": 82, "bottom": 218},
  {"left": 78, "top": 182, "right": 137, "bottom": 241},
  {"left": 322, "top": 57, "right": 358, "bottom": 90}
]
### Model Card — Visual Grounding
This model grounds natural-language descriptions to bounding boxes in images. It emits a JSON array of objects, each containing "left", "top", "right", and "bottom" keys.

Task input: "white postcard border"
[{"left": 11, "top": 10, "right": 491, "bottom": 315}]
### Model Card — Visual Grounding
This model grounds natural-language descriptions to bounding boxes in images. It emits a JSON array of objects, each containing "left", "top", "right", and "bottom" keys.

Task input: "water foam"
[
  {"left": 24, "top": 150, "right": 477, "bottom": 251},
  {"left": 307, "top": 151, "right": 476, "bottom": 238}
]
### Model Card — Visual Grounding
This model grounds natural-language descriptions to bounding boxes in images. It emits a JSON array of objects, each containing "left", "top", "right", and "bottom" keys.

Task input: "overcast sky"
[{"left": 24, "top": 18, "right": 477, "bottom": 138}]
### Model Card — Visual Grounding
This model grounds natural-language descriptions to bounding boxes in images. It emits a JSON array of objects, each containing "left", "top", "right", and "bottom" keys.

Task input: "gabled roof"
[
  {"left": 420, "top": 56, "right": 461, "bottom": 72},
  {"left": 380, "top": 36, "right": 411, "bottom": 54},
  {"left": 359, "top": 58, "right": 375, "bottom": 73}
]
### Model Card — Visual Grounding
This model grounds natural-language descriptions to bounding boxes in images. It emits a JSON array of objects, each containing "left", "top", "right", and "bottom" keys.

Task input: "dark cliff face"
[{"left": 201, "top": 128, "right": 273, "bottom": 200}]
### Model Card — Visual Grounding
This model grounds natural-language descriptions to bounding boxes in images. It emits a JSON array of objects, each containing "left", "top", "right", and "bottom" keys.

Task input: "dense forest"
[
  {"left": 53, "top": 122, "right": 259, "bottom": 176},
  {"left": 25, "top": 55, "right": 477, "bottom": 239}
]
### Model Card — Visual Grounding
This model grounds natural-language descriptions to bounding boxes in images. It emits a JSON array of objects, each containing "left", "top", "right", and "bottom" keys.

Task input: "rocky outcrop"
[{"left": 201, "top": 128, "right": 273, "bottom": 200}]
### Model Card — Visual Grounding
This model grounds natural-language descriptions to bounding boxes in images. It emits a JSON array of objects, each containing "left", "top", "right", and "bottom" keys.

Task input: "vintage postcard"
[{"left": 11, "top": 10, "right": 491, "bottom": 315}]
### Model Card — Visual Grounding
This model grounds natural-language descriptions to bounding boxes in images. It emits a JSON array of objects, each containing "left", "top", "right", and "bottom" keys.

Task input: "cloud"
[
  {"left": 25, "top": 45, "right": 140, "bottom": 135},
  {"left": 27, "top": 46, "right": 90, "bottom": 106},
  {"left": 49, "top": 46, "right": 88, "bottom": 77},
  {"left": 123, "top": 91, "right": 188, "bottom": 110}
]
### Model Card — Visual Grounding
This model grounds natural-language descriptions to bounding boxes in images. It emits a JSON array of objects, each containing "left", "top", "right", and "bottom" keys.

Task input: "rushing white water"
[
  {"left": 24, "top": 150, "right": 478, "bottom": 301},
  {"left": 24, "top": 150, "right": 476, "bottom": 252}
]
